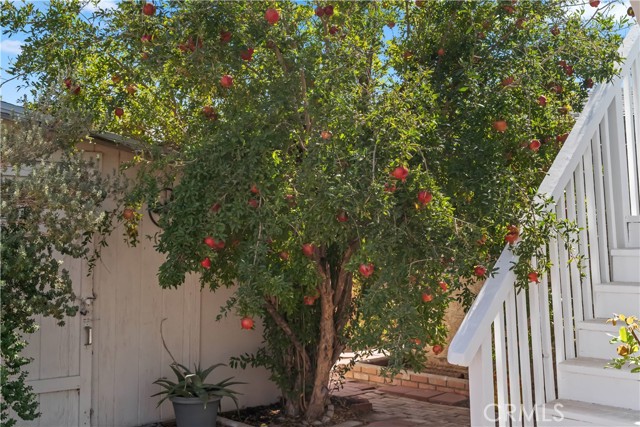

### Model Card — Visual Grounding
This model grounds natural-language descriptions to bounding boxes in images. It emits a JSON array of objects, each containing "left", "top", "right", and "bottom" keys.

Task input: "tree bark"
[{"left": 306, "top": 274, "right": 335, "bottom": 420}]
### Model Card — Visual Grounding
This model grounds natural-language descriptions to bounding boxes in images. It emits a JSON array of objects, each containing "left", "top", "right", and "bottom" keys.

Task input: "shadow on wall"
[{"left": 199, "top": 286, "right": 280, "bottom": 412}]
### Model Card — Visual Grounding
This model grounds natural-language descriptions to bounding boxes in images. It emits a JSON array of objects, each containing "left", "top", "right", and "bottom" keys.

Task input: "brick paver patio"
[
  {"left": 331, "top": 380, "right": 471, "bottom": 427},
  {"left": 214, "top": 379, "right": 470, "bottom": 427}
]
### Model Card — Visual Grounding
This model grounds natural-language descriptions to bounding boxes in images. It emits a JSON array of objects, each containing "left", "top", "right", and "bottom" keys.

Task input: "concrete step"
[
  {"left": 557, "top": 357, "right": 640, "bottom": 410},
  {"left": 627, "top": 217, "right": 640, "bottom": 247},
  {"left": 593, "top": 282, "right": 640, "bottom": 318},
  {"left": 537, "top": 399, "right": 640, "bottom": 426},
  {"left": 611, "top": 249, "right": 640, "bottom": 282},
  {"left": 576, "top": 319, "right": 620, "bottom": 359}
]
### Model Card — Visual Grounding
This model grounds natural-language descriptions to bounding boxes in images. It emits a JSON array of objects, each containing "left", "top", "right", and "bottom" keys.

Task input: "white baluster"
[
  {"left": 556, "top": 195, "right": 576, "bottom": 359},
  {"left": 590, "top": 128, "right": 612, "bottom": 281},
  {"left": 538, "top": 252, "right": 556, "bottom": 402},
  {"left": 494, "top": 308, "right": 509, "bottom": 427},
  {"left": 506, "top": 290, "right": 522, "bottom": 427},
  {"left": 566, "top": 178, "right": 585, "bottom": 325},
  {"left": 549, "top": 236, "right": 566, "bottom": 365},
  {"left": 529, "top": 257, "right": 546, "bottom": 410},
  {"left": 516, "top": 288, "right": 534, "bottom": 426},
  {"left": 574, "top": 159, "right": 594, "bottom": 319}
]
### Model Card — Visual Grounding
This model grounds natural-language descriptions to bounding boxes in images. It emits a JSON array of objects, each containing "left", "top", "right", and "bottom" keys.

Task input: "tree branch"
[
  {"left": 332, "top": 276, "right": 354, "bottom": 362},
  {"left": 312, "top": 244, "right": 330, "bottom": 285},
  {"left": 300, "top": 69, "right": 312, "bottom": 134},
  {"left": 405, "top": 1, "right": 412, "bottom": 38},
  {"left": 271, "top": 43, "right": 289, "bottom": 73},
  {"left": 333, "top": 239, "right": 360, "bottom": 306},
  {"left": 264, "top": 298, "right": 312, "bottom": 369},
  {"left": 334, "top": 276, "right": 353, "bottom": 333}
]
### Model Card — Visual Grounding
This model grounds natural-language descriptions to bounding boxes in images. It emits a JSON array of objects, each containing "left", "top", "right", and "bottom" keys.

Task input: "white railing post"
[{"left": 468, "top": 330, "right": 495, "bottom": 427}]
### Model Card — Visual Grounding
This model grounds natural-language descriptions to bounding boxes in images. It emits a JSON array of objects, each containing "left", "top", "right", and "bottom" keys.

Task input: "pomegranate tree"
[{"left": 4, "top": 0, "right": 630, "bottom": 422}]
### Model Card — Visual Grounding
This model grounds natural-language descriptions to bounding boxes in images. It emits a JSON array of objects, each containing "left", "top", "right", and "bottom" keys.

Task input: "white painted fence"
[{"left": 448, "top": 24, "right": 640, "bottom": 427}]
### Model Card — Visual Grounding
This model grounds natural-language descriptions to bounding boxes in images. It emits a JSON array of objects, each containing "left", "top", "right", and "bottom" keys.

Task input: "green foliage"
[
  {"left": 2, "top": 0, "right": 632, "bottom": 419},
  {"left": 509, "top": 196, "right": 584, "bottom": 291},
  {"left": 606, "top": 314, "right": 640, "bottom": 373},
  {"left": 0, "top": 109, "right": 119, "bottom": 425},
  {"left": 152, "top": 363, "right": 244, "bottom": 408}
]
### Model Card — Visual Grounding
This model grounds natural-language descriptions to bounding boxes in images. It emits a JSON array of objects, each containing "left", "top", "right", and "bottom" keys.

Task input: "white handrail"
[
  {"left": 448, "top": 24, "right": 640, "bottom": 368},
  {"left": 539, "top": 25, "right": 640, "bottom": 202},
  {"left": 447, "top": 247, "right": 516, "bottom": 366}
]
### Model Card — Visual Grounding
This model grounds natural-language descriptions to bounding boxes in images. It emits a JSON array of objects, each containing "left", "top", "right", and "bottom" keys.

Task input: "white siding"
[{"left": 16, "top": 141, "right": 277, "bottom": 427}]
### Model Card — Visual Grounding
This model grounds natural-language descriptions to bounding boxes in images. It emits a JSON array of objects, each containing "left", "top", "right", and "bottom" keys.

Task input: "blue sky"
[
  {"left": 1, "top": 38, "right": 29, "bottom": 104},
  {"left": 1, "top": 0, "right": 117, "bottom": 104},
  {"left": 1, "top": 0, "right": 634, "bottom": 106}
]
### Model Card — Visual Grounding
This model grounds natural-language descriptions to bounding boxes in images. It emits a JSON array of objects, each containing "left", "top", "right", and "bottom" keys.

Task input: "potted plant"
[{"left": 153, "top": 320, "right": 244, "bottom": 427}]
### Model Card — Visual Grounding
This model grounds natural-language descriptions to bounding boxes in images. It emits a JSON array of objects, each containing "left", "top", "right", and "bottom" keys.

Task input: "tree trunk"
[
  {"left": 282, "top": 348, "right": 307, "bottom": 417},
  {"left": 284, "top": 398, "right": 300, "bottom": 418},
  {"left": 305, "top": 243, "right": 357, "bottom": 420},
  {"left": 263, "top": 299, "right": 313, "bottom": 418},
  {"left": 306, "top": 276, "right": 335, "bottom": 420}
]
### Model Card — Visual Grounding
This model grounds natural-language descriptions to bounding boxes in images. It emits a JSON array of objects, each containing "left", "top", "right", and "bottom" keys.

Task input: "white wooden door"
[
  {"left": 21, "top": 255, "right": 93, "bottom": 427},
  {"left": 16, "top": 151, "right": 102, "bottom": 427}
]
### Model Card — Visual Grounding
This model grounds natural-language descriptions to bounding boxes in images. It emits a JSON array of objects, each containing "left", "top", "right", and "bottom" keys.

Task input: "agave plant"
[{"left": 152, "top": 362, "right": 244, "bottom": 408}]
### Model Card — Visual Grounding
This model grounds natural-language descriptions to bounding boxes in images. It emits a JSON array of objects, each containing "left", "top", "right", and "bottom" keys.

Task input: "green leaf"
[{"left": 620, "top": 326, "right": 629, "bottom": 343}]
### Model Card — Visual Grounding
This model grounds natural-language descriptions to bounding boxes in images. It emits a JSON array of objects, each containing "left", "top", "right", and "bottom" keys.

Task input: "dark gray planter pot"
[{"left": 170, "top": 396, "right": 221, "bottom": 427}]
